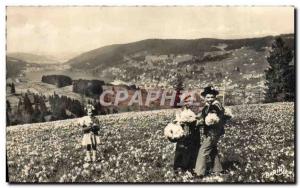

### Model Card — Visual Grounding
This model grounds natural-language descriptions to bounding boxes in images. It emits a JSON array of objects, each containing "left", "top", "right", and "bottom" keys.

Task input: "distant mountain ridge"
[
  {"left": 7, "top": 52, "right": 61, "bottom": 64},
  {"left": 66, "top": 34, "right": 294, "bottom": 70},
  {"left": 6, "top": 56, "right": 48, "bottom": 78}
]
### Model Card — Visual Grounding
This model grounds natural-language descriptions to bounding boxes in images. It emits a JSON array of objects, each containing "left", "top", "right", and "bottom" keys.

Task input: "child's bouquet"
[
  {"left": 205, "top": 113, "right": 220, "bottom": 126},
  {"left": 175, "top": 109, "right": 197, "bottom": 124},
  {"left": 204, "top": 108, "right": 234, "bottom": 126},
  {"left": 164, "top": 122, "right": 185, "bottom": 142},
  {"left": 164, "top": 108, "right": 197, "bottom": 142}
]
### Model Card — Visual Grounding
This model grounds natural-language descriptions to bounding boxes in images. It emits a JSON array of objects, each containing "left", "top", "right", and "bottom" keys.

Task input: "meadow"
[{"left": 6, "top": 102, "right": 295, "bottom": 183}]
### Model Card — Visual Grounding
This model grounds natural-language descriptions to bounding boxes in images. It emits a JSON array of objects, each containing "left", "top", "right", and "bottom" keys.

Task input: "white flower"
[
  {"left": 205, "top": 113, "right": 220, "bottom": 126},
  {"left": 84, "top": 104, "right": 95, "bottom": 111},
  {"left": 175, "top": 109, "right": 196, "bottom": 123},
  {"left": 164, "top": 123, "right": 184, "bottom": 139},
  {"left": 83, "top": 163, "right": 90, "bottom": 169}
]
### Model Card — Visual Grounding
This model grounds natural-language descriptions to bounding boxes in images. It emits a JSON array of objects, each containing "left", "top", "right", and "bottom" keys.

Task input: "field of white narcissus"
[{"left": 7, "top": 102, "right": 294, "bottom": 183}]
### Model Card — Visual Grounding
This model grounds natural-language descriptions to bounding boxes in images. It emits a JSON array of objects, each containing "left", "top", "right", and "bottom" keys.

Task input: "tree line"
[{"left": 6, "top": 91, "right": 112, "bottom": 126}]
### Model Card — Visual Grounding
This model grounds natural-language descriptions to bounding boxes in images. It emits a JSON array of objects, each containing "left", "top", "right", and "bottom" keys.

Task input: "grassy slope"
[
  {"left": 6, "top": 102, "right": 294, "bottom": 183},
  {"left": 6, "top": 57, "right": 27, "bottom": 78}
]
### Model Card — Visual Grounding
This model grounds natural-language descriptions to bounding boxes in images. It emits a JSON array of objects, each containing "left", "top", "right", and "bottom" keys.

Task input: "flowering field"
[{"left": 6, "top": 102, "right": 295, "bottom": 183}]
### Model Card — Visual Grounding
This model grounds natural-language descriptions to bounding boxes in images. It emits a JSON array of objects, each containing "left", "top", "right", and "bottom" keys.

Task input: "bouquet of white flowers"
[
  {"left": 164, "top": 122, "right": 185, "bottom": 142},
  {"left": 205, "top": 113, "right": 220, "bottom": 126},
  {"left": 175, "top": 109, "right": 197, "bottom": 124}
]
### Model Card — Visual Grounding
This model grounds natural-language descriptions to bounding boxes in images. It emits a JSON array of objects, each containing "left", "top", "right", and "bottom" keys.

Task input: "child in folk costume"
[
  {"left": 81, "top": 104, "right": 100, "bottom": 162},
  {"left": 172, "top": 95, "right": 200, "bottom": 172},
  {"left": 194, "top": 86, "right": 225, "bottom": 177}
]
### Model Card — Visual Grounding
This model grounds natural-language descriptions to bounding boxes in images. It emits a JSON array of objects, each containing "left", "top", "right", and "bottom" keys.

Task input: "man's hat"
[{"left": 201, "top": 86, "right": 219, "bottom": 97}]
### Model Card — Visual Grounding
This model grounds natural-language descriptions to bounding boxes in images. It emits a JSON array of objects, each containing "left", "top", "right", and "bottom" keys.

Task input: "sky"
[{"left": 6, "top": 6, "right": 294, "bottom": 58}]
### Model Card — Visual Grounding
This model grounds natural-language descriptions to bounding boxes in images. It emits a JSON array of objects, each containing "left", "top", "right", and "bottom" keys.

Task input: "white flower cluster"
[
  {"left": 77, "top": 116, "right": 92, "bottom": 126},
  {"left": 164, "top": 123, "right": 184, "bottom": 139},
  {"left": 164, "top": 108, "right": 196, "bottom": 141},
  {"left": 84, "top": 104, "right": 95, "bottom": 112},
  {"left": 205, "top": 113, "right": 220, "bottom": 126},
  {"left": 175, "top": 109, "right": 196, "bottom": 124}
]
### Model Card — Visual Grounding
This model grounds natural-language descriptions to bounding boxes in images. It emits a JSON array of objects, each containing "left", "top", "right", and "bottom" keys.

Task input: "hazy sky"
[{"left": 7, "top": 6, "right": 294, "bottom": 57}]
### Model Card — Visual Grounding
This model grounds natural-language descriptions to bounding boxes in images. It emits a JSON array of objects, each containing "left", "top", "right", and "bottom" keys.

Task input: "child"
[
  {"left": 194, "top": 86, "right": 225, "bottom": 177},
  {"left": 81, "top": 104, "right": 100, "bottom": 162},
  {"left": 173, "top": 95, "right": 200, "bottom": 173}
]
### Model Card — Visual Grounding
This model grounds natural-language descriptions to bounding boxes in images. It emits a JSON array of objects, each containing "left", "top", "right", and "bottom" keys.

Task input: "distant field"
[{"left": 24, "top": 69, "right": 106, "bottom": 82}]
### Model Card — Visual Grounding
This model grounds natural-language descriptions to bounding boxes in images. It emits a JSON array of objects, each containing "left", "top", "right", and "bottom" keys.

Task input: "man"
[{"left": 194, "top": 86, "right": 224, "bottom": 177}]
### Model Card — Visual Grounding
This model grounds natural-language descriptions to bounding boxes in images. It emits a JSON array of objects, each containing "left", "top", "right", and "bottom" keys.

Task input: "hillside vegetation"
[{"left": 67, "top": 34, "right": 294, "bottom": 70}]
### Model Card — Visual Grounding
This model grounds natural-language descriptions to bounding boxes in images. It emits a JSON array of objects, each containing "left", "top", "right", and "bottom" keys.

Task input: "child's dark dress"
[{"left": 173, "top": 121, "right": 200, "bottom": 172}]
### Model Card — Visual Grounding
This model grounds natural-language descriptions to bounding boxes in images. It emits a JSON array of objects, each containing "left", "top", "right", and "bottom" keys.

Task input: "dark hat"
[{"left": 201, "top": 86, "right": 219, "bottom": 97}]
